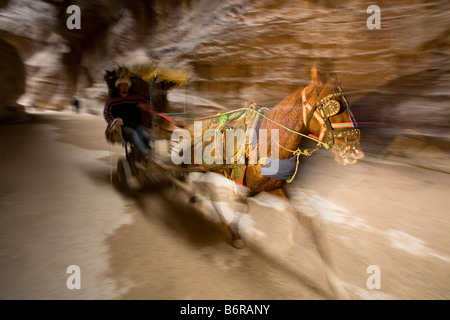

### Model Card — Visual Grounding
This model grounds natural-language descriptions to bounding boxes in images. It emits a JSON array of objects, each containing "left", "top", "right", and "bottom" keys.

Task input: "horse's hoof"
[{"left": 231, "top": 238, "right": 247, "bottom": 249}]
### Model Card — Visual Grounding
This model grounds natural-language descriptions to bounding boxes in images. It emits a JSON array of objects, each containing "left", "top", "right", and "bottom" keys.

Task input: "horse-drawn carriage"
[
  {"left": 103, "top": 63, "right": 365, "bottom": 298},
  {"left": 104, "top": 63, "right": 364, "bottom": 197}
]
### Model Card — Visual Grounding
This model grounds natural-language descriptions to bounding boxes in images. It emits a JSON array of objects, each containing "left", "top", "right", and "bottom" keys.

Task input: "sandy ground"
[{"left": 0, "top": 111, "right": 449, "bottom": 300}]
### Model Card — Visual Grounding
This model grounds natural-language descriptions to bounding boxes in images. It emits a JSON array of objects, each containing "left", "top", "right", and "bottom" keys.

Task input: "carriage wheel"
[{"left": 117, "top": 158, "right": 140, "bottom": 194}]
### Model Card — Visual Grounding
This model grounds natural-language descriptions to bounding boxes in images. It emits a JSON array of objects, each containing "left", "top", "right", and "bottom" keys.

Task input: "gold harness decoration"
[{"left": 195, "top": 103, "right": 268, "bottom": 185}]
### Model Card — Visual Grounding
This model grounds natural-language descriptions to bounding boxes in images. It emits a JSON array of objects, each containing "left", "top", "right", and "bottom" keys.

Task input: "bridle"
[{"left": 301, "top": 84, "right": 360, "bottom": 147}]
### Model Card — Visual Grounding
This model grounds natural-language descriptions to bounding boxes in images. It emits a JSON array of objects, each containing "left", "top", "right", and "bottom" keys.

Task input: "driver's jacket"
[{"left": 103, "top": 94, "right": 149, "bottom": 128}]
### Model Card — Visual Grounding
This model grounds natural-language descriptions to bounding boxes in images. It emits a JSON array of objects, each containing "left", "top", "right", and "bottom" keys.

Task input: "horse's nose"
[
  {"left": 333, "top": 143, "right": 365, "bottom": 165},
  {"left": 353, "top": 147, "right": 365, "bottom": 160}
]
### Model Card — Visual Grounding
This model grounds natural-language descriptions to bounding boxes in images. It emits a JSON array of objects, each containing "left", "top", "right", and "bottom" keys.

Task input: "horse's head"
[{"left": 302, "top": 66, "right": 365, "bottom": 165}]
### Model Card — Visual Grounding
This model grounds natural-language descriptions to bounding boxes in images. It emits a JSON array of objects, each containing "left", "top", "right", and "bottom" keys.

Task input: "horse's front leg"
[{"left": 272, "top": 187, "right": 350, "bottom": 300}]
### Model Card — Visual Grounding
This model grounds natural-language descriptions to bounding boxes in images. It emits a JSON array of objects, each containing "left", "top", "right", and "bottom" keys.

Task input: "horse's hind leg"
[
  {"left": 208, "top": 187, "right": 248, "bottom": 249},
  {"left": 228, "top": 195, "right": 248, "bottom": 249}
]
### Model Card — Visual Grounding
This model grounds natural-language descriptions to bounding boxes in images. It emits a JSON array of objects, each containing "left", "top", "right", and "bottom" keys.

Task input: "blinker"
[{"left": 321, "top": 100, "right": 340, "bottom": 118}]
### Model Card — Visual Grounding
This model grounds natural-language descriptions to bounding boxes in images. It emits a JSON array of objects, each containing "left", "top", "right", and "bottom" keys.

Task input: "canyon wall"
[{"left": 0, "top": 0, "right": 448, "bottom": 134}]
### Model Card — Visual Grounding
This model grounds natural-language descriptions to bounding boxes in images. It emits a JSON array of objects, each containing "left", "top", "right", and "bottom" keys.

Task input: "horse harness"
[{"left": 301, "top": 84, "right": 360, "bottom": 147}]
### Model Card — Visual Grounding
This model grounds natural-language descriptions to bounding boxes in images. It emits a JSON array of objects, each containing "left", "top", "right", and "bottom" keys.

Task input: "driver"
[{"left": 103, "top": 77, "right": 153, "bottom": 161}]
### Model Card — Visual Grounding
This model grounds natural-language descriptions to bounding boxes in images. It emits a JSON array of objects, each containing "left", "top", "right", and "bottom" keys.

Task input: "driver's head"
[{"left": 115, "top": 78, "right": 131, "bottom": 96}]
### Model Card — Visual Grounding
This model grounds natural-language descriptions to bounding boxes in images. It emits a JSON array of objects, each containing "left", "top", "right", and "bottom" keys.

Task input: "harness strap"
[{"left": 302, "top": 87, "right": 327, "bottom": 144}]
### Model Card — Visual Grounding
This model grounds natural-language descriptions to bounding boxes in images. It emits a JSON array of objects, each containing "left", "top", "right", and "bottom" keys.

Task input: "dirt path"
[{"left": 0, "top": 111, "right": 448, "bottom": 300}]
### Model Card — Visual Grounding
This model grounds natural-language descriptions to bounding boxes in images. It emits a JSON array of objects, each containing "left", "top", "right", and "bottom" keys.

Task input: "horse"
[
  {"left": 245, "top": 65, "right": 364, "bottom": 192},
  {"left": 167, "top": 65, "right": 364, "bottom": 298},
  {"left": 174, "top": 65, "right": 363, "bottom": 237}
]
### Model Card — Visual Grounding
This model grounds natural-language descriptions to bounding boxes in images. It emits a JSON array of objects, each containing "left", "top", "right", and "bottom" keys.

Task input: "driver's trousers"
[{"left": 122, "top": 125, "right": 152, "bottom": 154}]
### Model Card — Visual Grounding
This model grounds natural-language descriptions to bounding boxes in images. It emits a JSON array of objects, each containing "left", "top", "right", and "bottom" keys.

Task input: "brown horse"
[
  {"left": 245, "top": 65, "right": 364, "bottom": 193},
  {"left": 168, "top": 65, "right": 364, "bottom": 299},
  {"left": 173, "top": 65, "right": 364, "bottom": 227},
  {"left": 178, "top": 65, "right": 364, "bottom": 240}
]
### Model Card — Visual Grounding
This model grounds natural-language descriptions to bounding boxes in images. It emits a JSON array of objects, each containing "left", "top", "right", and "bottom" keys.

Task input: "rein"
[
  {"left": 150, "top": 105, "right": 330, "bottom": 148},
  {"left": 149, "top": 84, "right": 360, "bottom": 184},
  {"left": 249, "top": 107, "right": 330, "bottom": 149},
  {"left": 147, "top": 84, "right": 362, "bottom": 185}
]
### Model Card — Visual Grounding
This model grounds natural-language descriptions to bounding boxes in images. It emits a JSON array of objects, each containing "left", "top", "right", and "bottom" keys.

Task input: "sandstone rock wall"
[{"left": 0, "top": 0, "right": 448, "bottom": 130}]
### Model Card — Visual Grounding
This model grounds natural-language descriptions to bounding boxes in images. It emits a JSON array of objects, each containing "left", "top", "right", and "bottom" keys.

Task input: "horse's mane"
[
  {"left": 271, "top": 73, "right": 340, "bottom": 115},
  {"left": 302, "top": 74, "right": 340, "bottom": 107},
  {"left": 264, "top": 74, "right": 339, "bottom": 133},
  {"left": 256, "top": 73, "right": 341, "bottom": 159}
]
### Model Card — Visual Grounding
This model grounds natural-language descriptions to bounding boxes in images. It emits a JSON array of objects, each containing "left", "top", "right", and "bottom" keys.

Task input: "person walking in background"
[{"left": 70, "top": 98, "right": 79, "bottom": 113}]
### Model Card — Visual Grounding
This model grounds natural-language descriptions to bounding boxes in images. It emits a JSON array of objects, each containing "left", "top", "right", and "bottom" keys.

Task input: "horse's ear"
[{"left": 311, "top": 65, "right": 326, "bottom": 86}]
